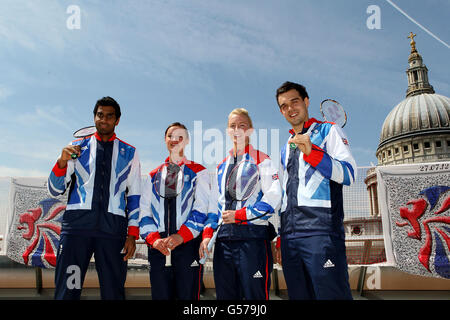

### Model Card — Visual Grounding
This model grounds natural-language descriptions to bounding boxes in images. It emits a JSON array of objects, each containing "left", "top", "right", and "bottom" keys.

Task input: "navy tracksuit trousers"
[
  {"left": 280, "top": 234, "right": 352, "bottom": 300},
  {"left": 213, "top": 239, "right": 273, "bottom": 300},
  {"left": 54, "top": 234, "right": 127, "bottom": 300},
  {"left": 148, "top": 236, "right": 203, "bottom": 300}
]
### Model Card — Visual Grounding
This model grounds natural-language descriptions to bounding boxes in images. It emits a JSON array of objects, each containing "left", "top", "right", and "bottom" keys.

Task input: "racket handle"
[
  {"left": 199, "top": 229, "right": 219, "bottom": 265},
  {"left": 165, "top": 249, "right": 172, "bottom": 267},
  {"left": 199, "top": 252, "right": 208, "bottom": 265},
  {"left": 71, "top": 153, "right": 78, "bottom": 159},
  {"left": 207, "top": 232, "right": 217, "bottom": 252}
]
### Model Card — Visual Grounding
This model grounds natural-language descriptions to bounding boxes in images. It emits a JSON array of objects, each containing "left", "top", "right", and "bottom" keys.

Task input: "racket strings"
[
  {"left": 224, "top": 161, "right": 275, "bottom": 225},
  {"left": 320, "top": 99, "right": 347, "bottom": 128},
  {"left": 226, "top": 162, "right": 259, "bottom": 202},
  {"left": 165, "top": 163, "right": 180, "bottom": 196},
  {"left": 154, "top": 163, "right": 183, "bottom": 198},
  {"left": 73, "top": 126, "right": 97, "bottom": 138}
]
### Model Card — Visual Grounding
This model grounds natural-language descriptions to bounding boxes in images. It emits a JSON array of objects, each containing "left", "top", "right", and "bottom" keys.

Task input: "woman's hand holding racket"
[
  {"left": 221, "top": 210, "right": 237, "bottom": 224},
  {"left": 165, "top": 234, "right": 184, "bottom": 250},
  {"left": 153, "top": 238, "right": 170, "bottom": 256},
  {"left": 199, "top": 160, "right": 266, "bottom": 264},
  {"left": 199, "top": 238, "right": 211, "bottom": 262},
  {"left": 152, "top": 162, "right": 185, "bottom": 267}
]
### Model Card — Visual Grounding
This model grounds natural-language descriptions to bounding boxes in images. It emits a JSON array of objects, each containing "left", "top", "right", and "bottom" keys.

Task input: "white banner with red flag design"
[
  {"left": 377, "top": 162, "right": 450, "bottom": 279},
  {"left": 6, "top": 177, "right": 66, "bottom": 268}
]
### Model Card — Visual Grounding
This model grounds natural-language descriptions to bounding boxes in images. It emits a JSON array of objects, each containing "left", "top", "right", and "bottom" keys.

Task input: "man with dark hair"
[
  {"left": 48, "top": 96, "right": 141, "bottom": 300},
  {"left": 94, "top": 96, "right": 122, "bottom": 119},
  {"left": 275, "top": 81, "right": 356, "bottom": 300},
  {"left": 276, "top": 81, "right": 309, "bottom": 101}
]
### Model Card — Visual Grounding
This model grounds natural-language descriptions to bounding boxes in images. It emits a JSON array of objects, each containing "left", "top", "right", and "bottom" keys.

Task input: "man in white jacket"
[
  {"left": 48, "top": 96, "right": 141, "bottom": 300},
  {"left": 275, "top": 81, "right": 356, "bottom": 300}
]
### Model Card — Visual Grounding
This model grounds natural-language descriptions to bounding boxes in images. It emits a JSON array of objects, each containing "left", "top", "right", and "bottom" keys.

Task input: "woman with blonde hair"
[{"left": 200, "top": 108, "right": 281, "bottom": 300}]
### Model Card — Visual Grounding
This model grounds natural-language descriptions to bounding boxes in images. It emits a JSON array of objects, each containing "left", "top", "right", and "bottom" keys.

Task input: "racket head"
[
  {"left": 153, "top": 162, "right": 184, "bottom": 198},
  {"left": 320, "top": 99, "right": 347, "bottom": 128},
  {"left": 226, "top": 160, "right": 259, "bottom": 201},
  {"left": 73, "top": 126, "right": 97, "bottom": 138}
]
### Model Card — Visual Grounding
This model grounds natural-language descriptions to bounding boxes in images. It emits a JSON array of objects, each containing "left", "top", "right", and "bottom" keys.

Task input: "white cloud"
[
  {"left": 0, "top": 85, "right": 13, "bottom": 101},
  {"left": 0, "top": 165, "right": 47, "bottom": 178},
  {"left": 15, "top": 105, "right": 74, "bottom": 132},
  {"left": 0, "top": 2, "right": 68, "bottom": 52},
  {"left": 140, "top": 159, "right": 162, "bottom": 176}
]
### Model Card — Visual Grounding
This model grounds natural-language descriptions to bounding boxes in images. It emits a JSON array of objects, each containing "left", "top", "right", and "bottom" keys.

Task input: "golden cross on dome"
[{"left": 408, "top": 32, "right": 417, "bottom": 52}]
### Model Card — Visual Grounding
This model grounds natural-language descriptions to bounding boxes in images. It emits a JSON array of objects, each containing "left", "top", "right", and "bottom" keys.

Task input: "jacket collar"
[
  {"left": 164, "top": 156, "right": 188, "bottom": 166},
  {"left": 228, "top": 143, "right": 254, "bottom": 157},
  {"left": 94, "top": 132, "right": 116, "bottom": 142},
  {"left": 288, "top": 117, "right": 320, "bottom": 136}
]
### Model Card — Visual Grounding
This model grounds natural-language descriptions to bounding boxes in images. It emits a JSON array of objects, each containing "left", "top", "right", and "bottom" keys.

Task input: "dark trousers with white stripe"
[
  {"left": 148, "top": 236, "right": 203, "bottom": 300},
  {"left": 281, "top": 234, "right": 352, "bottom": 300},
  {"left": 54, "top": 234, "right": 127, "bottom": 300},
  {"left": 213, "top": 239, "right": 272, "bottom": 300}
]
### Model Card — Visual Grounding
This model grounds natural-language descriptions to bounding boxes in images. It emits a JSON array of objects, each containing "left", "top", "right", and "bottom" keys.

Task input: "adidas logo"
[
  {"left": 190, "top": 260, "right": 199, "bottom": 267},
  {"left": 323, "top": 259, "right": 335, "bottom": 268},
  {"left": 253, "top": 271, "right": 263, "bottom": 278}
]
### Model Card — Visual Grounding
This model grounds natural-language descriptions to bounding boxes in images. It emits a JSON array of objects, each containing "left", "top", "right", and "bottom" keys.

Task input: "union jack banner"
[
  {"left": 377, "top": 162, "right": 450, "bottom": 279},
  {"left": 6, "top": 177, "right": 66, "bottom": 268}
]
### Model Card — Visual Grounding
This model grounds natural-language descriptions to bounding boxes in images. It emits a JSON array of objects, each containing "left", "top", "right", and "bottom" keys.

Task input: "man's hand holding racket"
[
  {"left": 288, "top": 133, "right": 312, "bottom": 156},
  {"left": 57, "top": 126, "right": 98, "bottom": 169},
  {"left": 57, "top": 145, "right": 81, "bottom": 169},
  {"left": 287, "top": 98, "right": 348, "bottom": 155}
]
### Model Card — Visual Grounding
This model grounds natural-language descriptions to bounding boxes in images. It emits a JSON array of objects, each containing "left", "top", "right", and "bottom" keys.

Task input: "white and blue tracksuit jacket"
[
  {"left": 47, "top": 132, "right": 141, "bottom": 238},
  {"left": 139, "top": 157, "right": 210, "bottom": 246},
  {"left": 204, "top": 145, "right": 282, "bottom": 241},
  {"left": 279, "top": 118, "right": 356, "bottom": 240}
]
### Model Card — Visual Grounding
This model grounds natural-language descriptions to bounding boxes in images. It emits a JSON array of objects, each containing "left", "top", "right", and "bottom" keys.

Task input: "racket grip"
[
  {"left": 199, "top": 253, "right": 207, "bottom": 265},
  {"left": 207, "top": 233, "right": 216, "bottom": 252},
  {"left": 165, "top": 249, "right": 172, "bottom": 267},
  {"left": 71, "top": 153, "right": 78, "bottom": 159},
  {"left": 199, "top": 232, "right": 218, "bottom": 265}
]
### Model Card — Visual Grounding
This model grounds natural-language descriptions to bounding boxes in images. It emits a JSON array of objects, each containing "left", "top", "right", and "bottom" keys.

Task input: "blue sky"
[{"left": 0, "top": 0, "right": 449, "bottom": 176}]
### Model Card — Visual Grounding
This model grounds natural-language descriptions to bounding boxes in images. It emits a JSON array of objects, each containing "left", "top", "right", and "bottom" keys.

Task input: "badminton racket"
[
  {"left": 289, "top": 99, "right": 347, "bottom": 150},
  {"left": 320, "top": 99, "right": 347, "bottom": 128},
  {"left": 199, "top": 159, "right": 271, "bottom": 264},
  {"left": 152, "top": 162, "right": 185, "bottom": 267},
  {"left": 71, "top": 126, "right": 96, "bottom": 159}
]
